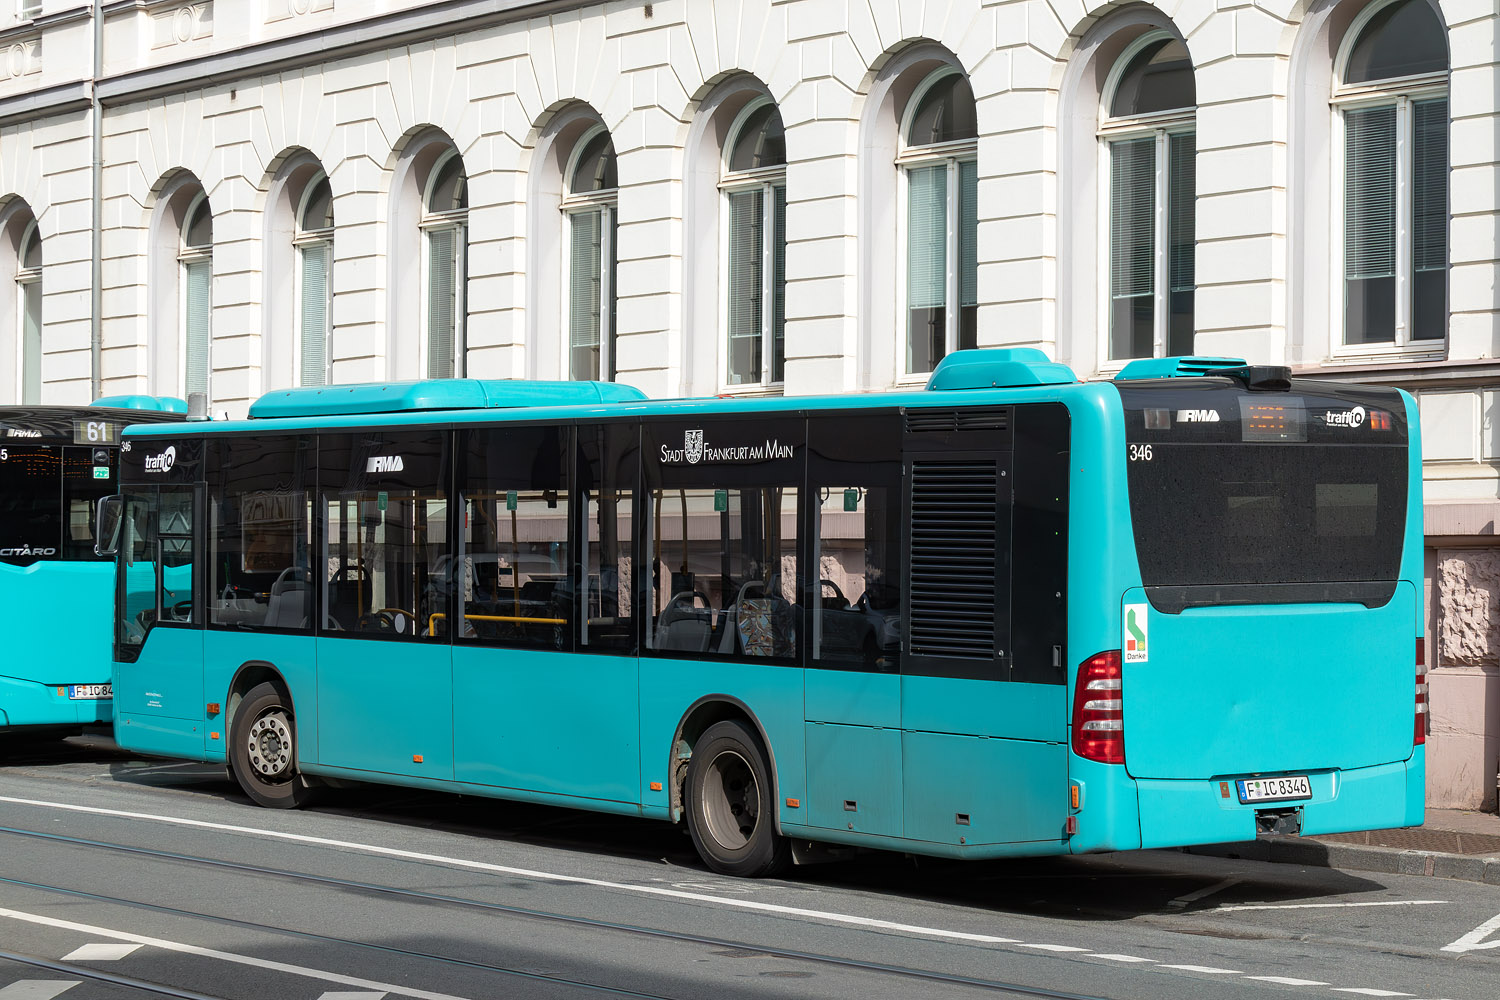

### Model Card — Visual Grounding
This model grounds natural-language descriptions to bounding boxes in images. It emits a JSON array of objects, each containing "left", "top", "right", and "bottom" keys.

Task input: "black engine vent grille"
[
  {"left": 905, "top": 408, "right": 1009, "bottom": 433},
  {"left": 909, "top": 460, "right": 999, "bottom": 659}
]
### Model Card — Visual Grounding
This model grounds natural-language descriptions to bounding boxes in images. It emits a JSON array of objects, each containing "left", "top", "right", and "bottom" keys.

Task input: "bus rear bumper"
[
  {"left": 0, "top": 674, "right": 112, "bottom": 729},
  {"left": 1135, "top": 754, "right": 1424, "bottom": 849}
]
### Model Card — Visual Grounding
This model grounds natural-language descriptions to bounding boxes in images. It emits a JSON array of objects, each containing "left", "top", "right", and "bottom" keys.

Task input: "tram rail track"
[
  {"left": 0, "top": 947, "right": 227, "bottom": 999},
  {"left": 0, "top": 823, "right": 1114, "bottom": 1000}
]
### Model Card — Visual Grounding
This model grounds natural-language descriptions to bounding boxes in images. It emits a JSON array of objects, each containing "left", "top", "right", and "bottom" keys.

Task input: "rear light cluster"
[
  {"left": 1415, "top": 637, "right": 1427, "bottom": 746},
  {"left": 1072, "top": 651, "right": 1124, "bottom": 764}
]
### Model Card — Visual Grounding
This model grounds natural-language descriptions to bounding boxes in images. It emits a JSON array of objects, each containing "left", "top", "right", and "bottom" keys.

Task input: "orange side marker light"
[
  {"left": 649, "top": 781, "right": 662, "bottom": 792},
  {"left": 210, "top": 732, "right": 220, "bottom": 741},
  {"left": 1220, "top": 781, "right": 1231, "bottom": 798},
  {"left": 413, "top": 754, "right": 424, "bottom": 764},
  {"left": 786, "top": 798, "right": 800, "bottom": 808},
  {"left": 207, "top": 703, "right": 220, "bottom": 716}
]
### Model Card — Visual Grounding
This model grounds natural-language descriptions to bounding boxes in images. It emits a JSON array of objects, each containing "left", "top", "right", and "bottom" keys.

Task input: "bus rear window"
[
  {"left": 1117, "top": 380, "right": 1409, "bottom": 610},
  {"left": 0, "top": 446, "right": 62, "bottom": 564}
]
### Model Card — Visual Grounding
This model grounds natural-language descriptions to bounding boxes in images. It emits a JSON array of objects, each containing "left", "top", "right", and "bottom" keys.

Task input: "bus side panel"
[
  {"left": 638, "top": 658, "right": 804, "bottom": 822},
  {"left": 901, "top": 678, "right": 1067, "bottom": 846},
  {"left": 204, "top": 631, "right": 317, "bottom": 764},
  {"left": 453, "top": 646, "right": 640, "bottom": 803},
  {"left": 2, "top": 561, "right": 115, "bottom": 686},
  {"left": 315, "top": 636, "right": 453, "bottom": 781},
  {"left": 113, "top": 626, "right": 206, "bottom": 759}
]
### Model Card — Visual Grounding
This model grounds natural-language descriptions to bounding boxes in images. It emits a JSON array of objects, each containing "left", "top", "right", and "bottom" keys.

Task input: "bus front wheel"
[
  {"left": 685, "top": 720, "right": 790, "bottom": 878},
  {"left": 230, "top": 682, "right": 317, "bottom": 809}
]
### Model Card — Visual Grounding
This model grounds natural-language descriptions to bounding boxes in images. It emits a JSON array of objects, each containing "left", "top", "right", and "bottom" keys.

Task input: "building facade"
[{"left": 1, "top": 0, "right": 1496, "bottom": 809}]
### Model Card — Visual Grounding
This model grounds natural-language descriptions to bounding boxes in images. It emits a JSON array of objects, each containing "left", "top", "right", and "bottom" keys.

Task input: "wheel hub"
[
  {"left": 702, "top": 749, "right": 758, "bottom": 851},
  {"left": 247, "top": 711, "right": 293, "bottom": 780}
]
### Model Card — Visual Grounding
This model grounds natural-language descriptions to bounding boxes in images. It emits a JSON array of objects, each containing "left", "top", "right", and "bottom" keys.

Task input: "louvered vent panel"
[
  {"left": 909, "top": 460, "right": 998, "bottom": 658},
  {"left": 905, "top": 409, "right": 1009, "bottom": 433}
]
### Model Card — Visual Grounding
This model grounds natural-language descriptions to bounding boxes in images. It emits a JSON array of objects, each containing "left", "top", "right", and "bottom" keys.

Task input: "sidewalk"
[{"left": 1189, "top": 808, "right": 1500, "bottom": 885}]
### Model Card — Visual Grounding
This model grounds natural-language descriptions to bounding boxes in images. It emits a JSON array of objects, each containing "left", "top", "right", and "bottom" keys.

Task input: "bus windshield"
[
  {"left": 0, "top": 445, "right": 115, "bottom": 564},
  {"left": 1117, "top": 379, "right": 1409, "bottom": 610}
]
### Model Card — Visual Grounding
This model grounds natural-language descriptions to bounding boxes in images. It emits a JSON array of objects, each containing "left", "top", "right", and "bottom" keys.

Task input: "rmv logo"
[
  {"left": 1176, "top": 409, "right": 1221, "bottom": 423},
  {"left": 6, "top": 428, "right": 41, "bottom": 438},
  {"left": 367, "top": 455, "right": 405, "bottom": 473},
  {"left": 144, "top": 446, "right": 177, "bottom": 473}
]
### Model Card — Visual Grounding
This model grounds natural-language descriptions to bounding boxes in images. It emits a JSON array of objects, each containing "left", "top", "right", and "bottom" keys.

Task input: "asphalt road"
[{"left": 0, "top": 734, "right": 1496, "bottom": 1000}]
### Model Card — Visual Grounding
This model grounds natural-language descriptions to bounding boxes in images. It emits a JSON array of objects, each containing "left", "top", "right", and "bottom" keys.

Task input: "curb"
[{"left": 1185, "top": 837, "right": 1500, "bottom": 885}]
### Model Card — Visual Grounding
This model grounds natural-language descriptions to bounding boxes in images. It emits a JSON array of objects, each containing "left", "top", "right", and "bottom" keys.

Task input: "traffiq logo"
[
  {"left": 1324, "top": 406, "right": 1366, "bottom": 429},
  {"left": 144, "top": 446, "right": 177, "bottom": 473}
]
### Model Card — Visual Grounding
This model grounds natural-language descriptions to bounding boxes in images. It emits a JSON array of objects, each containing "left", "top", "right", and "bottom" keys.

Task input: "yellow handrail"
[{"left": 428, "top": 611, "right": 568, "bottom": 636}]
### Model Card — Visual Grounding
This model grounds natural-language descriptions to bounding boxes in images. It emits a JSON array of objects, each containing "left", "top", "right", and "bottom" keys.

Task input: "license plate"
[
  {"left": 67, "top": 683, "right": 112, "bottom": 700},
  {"left": 1237, "top": 774, "right": 1311, "bottom": 804}
]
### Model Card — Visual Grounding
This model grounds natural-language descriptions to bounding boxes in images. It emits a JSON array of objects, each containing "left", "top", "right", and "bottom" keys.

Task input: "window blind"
[
  {"left": 1167, "top": 132, "right": 1195, "bottom": 293},
  {"left": 959, "top": 160, "right": 978, "bottom": 310},
  {"left": 907, "top": 164, "right": 948, "bottom": 311},
  {"left": 299, "top": 242, "right": 329, "bottom": 387},
  {"left": 726, "top": 188, "right": 764, "bottom": 384},
  {"left": 1411, "top": 98, "right": 1449, "bottom": 340},
  {"left": 1344, "top": 105, "right": 1397, "bottom": 281},
  {"left": 771, "top": 184, "right": 786, "bottom": 384},
  {"left": 426, "top": 226, "right": 457, "bottom": 379},
  {"left": 20, "top": 279, "right": 40, "bottom": 404},
  {"left": 569, "top": 208, "right": 603, "bottom": 380},
  {"left": 1109, "top": 137, "right": 1155, "bottom": 300},
  {"left": 183, "top": 257, "right": 212, "bottom": 397}
]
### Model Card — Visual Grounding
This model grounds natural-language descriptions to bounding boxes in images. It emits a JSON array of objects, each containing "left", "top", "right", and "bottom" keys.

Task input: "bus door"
[
  {"left": 315, "top": 431, "right": 453, "bottom": 781},
  {"left": 803, "top": 415, "right": 905, "bottom": 839},
  {"left": 113, "top": 441, "right": 206, "bottom": 758},
  {"left": 452, "top": 424, "right": 640, "bottom": 802},
  {"left": 899, "top": 403, "right": 1071, "bottom": 849}
]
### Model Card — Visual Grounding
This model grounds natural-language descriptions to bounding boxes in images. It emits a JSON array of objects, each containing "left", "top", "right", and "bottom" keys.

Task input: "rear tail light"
[
  {"left": 1072, "top": 650, "right": 1124, "bottom": 764},
  {"left": 1415, "top": 637, "right": 1427, "bottom": 746}
]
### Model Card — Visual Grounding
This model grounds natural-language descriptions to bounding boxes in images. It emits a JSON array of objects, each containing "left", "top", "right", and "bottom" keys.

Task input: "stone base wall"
[{"left": 1427, "top": 546, "right": 1500, "bottom": 811}]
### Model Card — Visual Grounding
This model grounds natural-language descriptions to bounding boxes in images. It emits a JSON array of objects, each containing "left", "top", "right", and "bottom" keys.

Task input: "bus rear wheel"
[
  {"left": 230, "top": 682, "right": 317, "bottom": 809},
  {"left": 685, "top": 720, "right": 790, "bottom": 878}
]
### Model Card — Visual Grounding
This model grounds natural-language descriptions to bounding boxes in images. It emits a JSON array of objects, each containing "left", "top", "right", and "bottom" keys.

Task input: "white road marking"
[
  {"left": 1247, "top": 976, "right": 1331, "bottom": 986},
  {"left": 318, "top": 994, "right": 388, "bottom": 999},
  {"left": 0, "top": 796, "right": 1025, "bottom": 947},
  {"left": 1220, "top": 900, "right": 1447, "bottom": 913},
  {"left": 1330, "top": 991, "right": 1412, "bottom": 997},
  {"left": 1088, "top": 954, "right": 1155, "bottom": 963},
  {"left": 1017, "top": 944, "right": 1090, "bottom": 953},
  {"left": 1167, "top": 877, "right": 1240, "bottom": 909},
  {"left": 60, "top": 943, "right": 141, "bottom": 961},
  {"left": 0, "top": 984, "right": 80, "bottom": 1000},
  {"left": 0, "top": 908, "right": 472, "bottom": 1000},
  {"left": 1160, "top": 965, "right": 1242, "bottom": 974},
  {"left": 1442, "top": 910, "right": 1500, "bottom": 953}
]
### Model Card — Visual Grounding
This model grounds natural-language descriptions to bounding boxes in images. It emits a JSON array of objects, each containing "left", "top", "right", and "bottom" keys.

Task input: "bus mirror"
[{"left": 95, "top": 495, "right": 123, "bottom": 558}]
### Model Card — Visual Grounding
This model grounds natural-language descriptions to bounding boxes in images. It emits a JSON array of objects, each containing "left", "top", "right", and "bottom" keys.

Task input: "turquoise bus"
[
  {"left": 101, "top": 349, "right": 1424, "bottom": 876},
  {"left": 0, "top": 398, "right": 182, "bottom": 740}
]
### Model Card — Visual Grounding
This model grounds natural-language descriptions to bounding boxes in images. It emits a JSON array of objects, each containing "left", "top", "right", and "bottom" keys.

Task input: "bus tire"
[
  {"left": 229, "top": 682, "right": 317, "bottom": 809},
  {"left": 685, "top": 720, "right": 790, "bottom": 878}
]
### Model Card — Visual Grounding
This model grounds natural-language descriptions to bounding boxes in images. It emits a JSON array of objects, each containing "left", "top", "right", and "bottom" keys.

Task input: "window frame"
[
  {"left": 896, "top": 68, "right": 978, "bottom": 382},
  {"left": 420, "top": 149, "right": 468, "bottom": 380},
  {"left": 1329, "top": 0, "right": 1449, "bottom": 359},
  {"left": 294, "top": 173, "right": 334, "bottom": 388},
  {"left": 719, "top": 97, "right": 787, "bottom": 393},
  {"left": 562, "top": 124, "right": 618, "bottom": 382},
  {"left": 178, "top": 192, "right": 213, "bottom": 400},
  {"left": 16, "top": 219, "right": 40, "bottom": 404},
  {"left": 1095, "top": 30, "right": 1197, "bottom": 369}
]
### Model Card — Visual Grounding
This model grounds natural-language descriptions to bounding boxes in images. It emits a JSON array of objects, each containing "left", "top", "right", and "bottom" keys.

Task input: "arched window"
[
  {"left": 179, "top": 194, "right": 213, "bottom": 398},
  {"left": 423, "top": 150, "right": 467, "bottom": 379},
  {"left": 17, "top": 220, "right": 40, "bottom": 403},
  {"left": 901, "top": 69, "right": 977, "bottom": 375},
  {"left": 564, "top": 127, "right": 618, "bottom": 381},
  {"left": 295, "top": 174, "right": 334, "bottom": 386},
  {"left": 1100, "top": 34, "right": 1196, "bottom": 362},
  {"left": 1337, "top": 0, "right": 1448, "bottom": 348},
  {"left": 721, "top": 100, "right": 786, "bottom": 388}
]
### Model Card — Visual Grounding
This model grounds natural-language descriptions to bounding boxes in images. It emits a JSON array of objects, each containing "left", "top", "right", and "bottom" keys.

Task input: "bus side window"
[
  {"left": 320, "top": 432, "right": 449, "bottom": 640},
  {"left": 456, "top": 425, "right": 572, "bottom": 651},
  {"left": 642, "top": 418, "right": 803, "bottom": 663},
  {"left": 579, "top": 425, "right": 636, "bottom": 654},
  {"left": 208, "top": 435, "right": 313, "bottom": 632}
]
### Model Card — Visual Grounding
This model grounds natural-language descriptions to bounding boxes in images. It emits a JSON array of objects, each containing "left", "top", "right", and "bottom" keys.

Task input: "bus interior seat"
[
  {"left": 263, "top": 568, "right": 311, "bottom": 629},
  {"left": 656, "top": 591, "right": 712, "bottom": 651}
]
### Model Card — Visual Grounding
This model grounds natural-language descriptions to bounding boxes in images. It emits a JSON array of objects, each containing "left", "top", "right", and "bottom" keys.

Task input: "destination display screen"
[
  {"left": 1239, "top": 397, "right": 1307, "bottom": 442},
  {"left": 73, "top": 418, "right": 121, "bottom": 446}
]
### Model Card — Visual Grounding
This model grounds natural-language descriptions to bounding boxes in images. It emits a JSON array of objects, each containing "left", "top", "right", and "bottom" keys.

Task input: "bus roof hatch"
[
  {"left": 247, "top": 379, "right": 649, "bottom": 419},
  {"left": 925, "top": 348, "right": 1076, "bottom": 390}
]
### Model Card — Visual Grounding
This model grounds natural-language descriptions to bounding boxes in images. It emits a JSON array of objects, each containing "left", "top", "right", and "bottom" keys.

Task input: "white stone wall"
[
  {"left": 0, "top": 0, "right": 1488, "bottom": 410},
  {"left": 1429, "top": 549, "right": 1500, "bottom": 811}
]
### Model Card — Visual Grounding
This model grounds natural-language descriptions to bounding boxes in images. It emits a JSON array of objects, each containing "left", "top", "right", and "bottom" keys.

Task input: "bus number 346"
[{"left": 1128, "top": 444, "right": 1153, "bottom": 462}]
